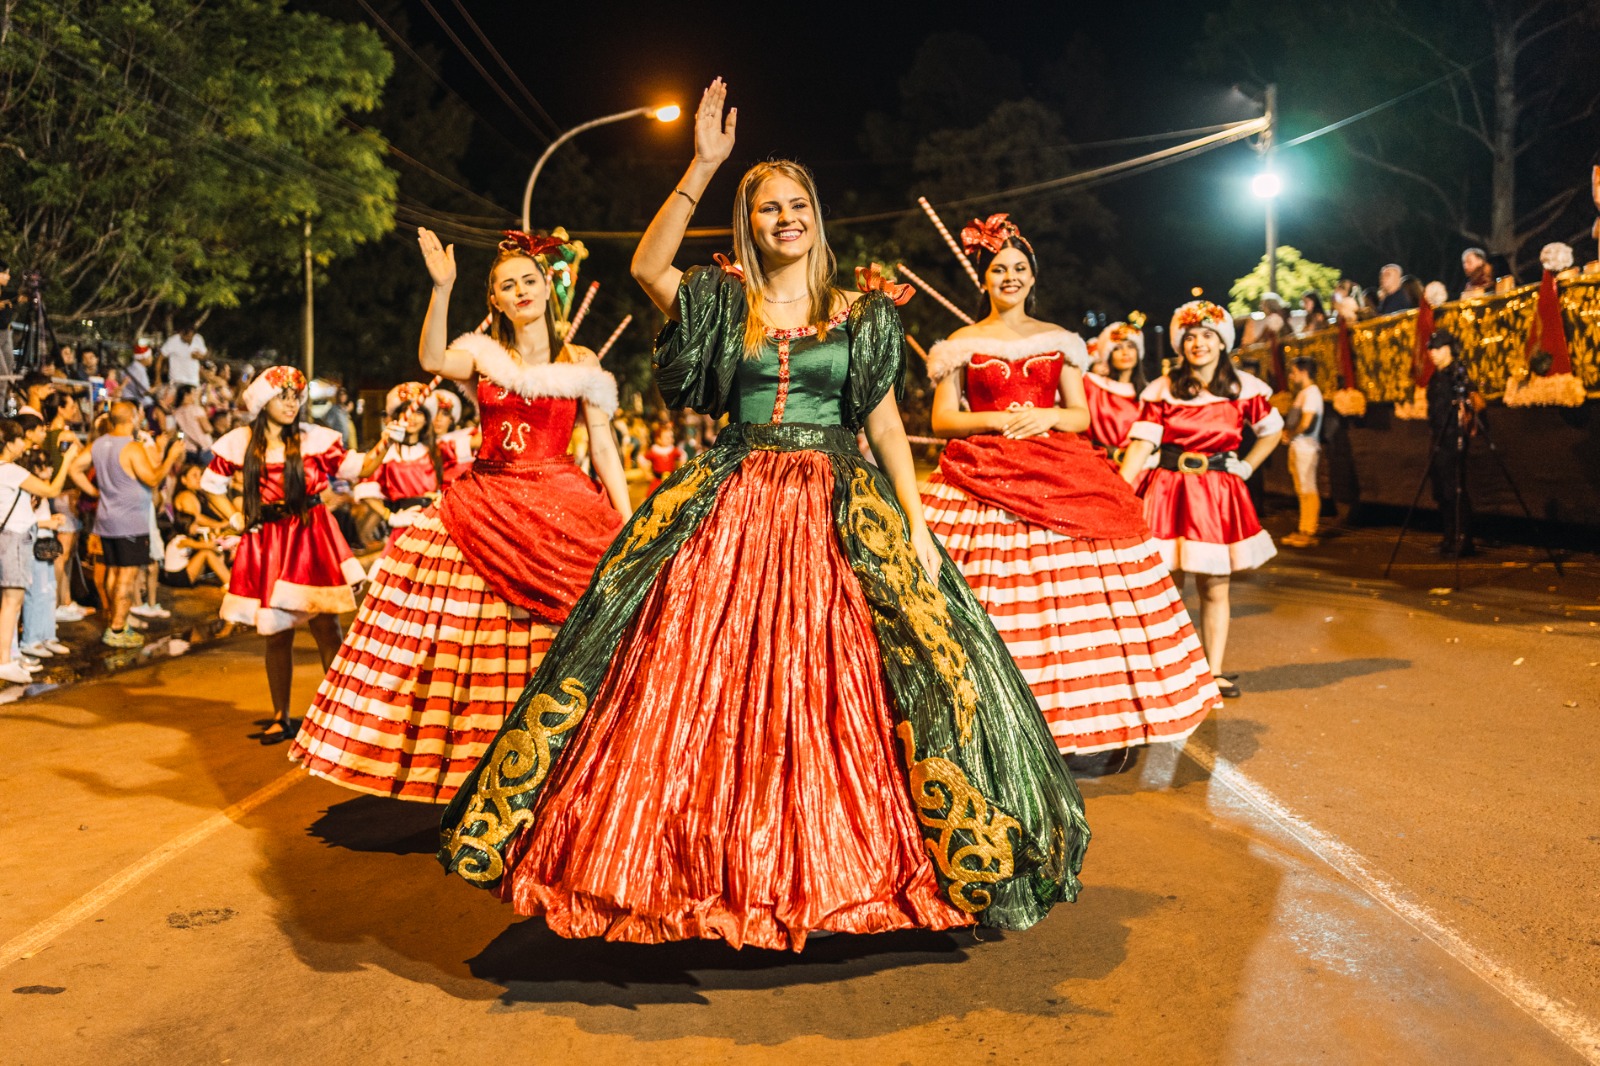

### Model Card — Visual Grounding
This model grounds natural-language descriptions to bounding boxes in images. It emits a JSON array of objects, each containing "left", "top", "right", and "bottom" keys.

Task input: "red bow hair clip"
[
  {"left": 960, "top": 213, "right": 1029, "bottom": 256},
  {"left": 855, "top": 263, "right": 915, "bottom": 306},
  {"left": 499, "top": 230, "right": 568, "bottom": 258}
]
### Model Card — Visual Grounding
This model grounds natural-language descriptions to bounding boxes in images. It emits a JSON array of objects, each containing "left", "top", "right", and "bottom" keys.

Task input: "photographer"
[{"left": 1424, "top": 329, "right": 1485, "bottom": 558}]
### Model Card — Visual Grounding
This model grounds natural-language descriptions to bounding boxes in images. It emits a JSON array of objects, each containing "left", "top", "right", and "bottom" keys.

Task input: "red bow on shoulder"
[
  {"left": 960, "top": 213, "right": 1019, "bottom": 255},
  {"left": 855, "top": 264, "right": 914, "bottom": 306},
  {"left": 713, "top": 252, "right": 744, "bottom": 280},
  {"left": 499, "top": 230, "right": 567, "bottom": 257}
]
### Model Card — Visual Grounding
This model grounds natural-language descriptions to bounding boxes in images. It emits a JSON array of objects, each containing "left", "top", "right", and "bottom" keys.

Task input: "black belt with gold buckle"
[{"left": 1157, "top": 446, "right": 1235, "bottom": 474}]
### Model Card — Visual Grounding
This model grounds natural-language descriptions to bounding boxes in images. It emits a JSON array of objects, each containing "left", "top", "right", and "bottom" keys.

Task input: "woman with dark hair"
[
  {"left": 202, "top": 367, "right": 374, "bottom": 742},
  {"left": 1084, "top": 320, "right": 1149, "bottom": 459},
  {"left": 437, "top": 79, "right": 1088, "bottom": 951},
  {"left": 1119, "top": 302, "right": 1284, "bottom": 699},
  {"left": 291, "top": 229, "right": 630, "bottom": 801},
  {"left": 352, "top": 382, "right": 447, "bottom": 551},
  {"left": 1299, "top": 291, "right": 1329, "bottom": 334},
  {"left": 0, "top": 417, "right": 83, "bottom": 683},
  {"left": 920, "top": 217, "right": 1217, "bottom": 763}
]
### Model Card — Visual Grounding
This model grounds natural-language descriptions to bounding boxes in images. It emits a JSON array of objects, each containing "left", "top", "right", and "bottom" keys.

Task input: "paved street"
[{"left": 3, "top": 519, "right": 1597, "bottom": 1065}]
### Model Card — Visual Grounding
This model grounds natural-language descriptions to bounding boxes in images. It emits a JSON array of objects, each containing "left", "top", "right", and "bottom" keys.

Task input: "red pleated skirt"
[
  {"left": 1134, "top": 468, "right": 1277, "bottom": 576},
  {"left": 923, "top": 478, "right": 1218, "bottom": 752},
  {"left": 500, "top": 449, "right": 972, "bottom": 951},
  {"left": 292, "top": 510, "right": 553, "bottom": 802}
]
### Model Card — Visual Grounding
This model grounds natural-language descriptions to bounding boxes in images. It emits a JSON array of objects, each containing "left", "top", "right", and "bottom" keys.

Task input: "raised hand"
[
  {"left": 693, "top": 78, "right": 737, "bottom": 167},
  {"left": 416, "top": 227, "right": 456, "bottom": 288}
]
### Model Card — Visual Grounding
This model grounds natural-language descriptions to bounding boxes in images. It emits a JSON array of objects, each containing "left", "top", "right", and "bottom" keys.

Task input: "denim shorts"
[{"left": 0, "top": 530, "right": 33, "bottom": 589}]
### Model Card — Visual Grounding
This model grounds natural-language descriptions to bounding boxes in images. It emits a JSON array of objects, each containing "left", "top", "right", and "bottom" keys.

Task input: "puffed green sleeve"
[
  {"left": 652, "top": 265, "right": 747, "bottom": 416},
  {"left": 843, "top": 290, "right": 907, "bottom": 429}
]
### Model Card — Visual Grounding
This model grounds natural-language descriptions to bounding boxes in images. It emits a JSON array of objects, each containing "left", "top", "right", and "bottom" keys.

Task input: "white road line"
[
  {"left": 0, "top": 768, "right": 305, "bottom": 968},
  {"left": 1185, "top": 738, "right": 1600, "bottom": 1064}
]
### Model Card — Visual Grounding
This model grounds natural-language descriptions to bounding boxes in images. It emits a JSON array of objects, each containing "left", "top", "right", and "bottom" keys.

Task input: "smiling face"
[
  {"left": 489, "top": 256, "right": 549, "bottom": 326},
  {"left": 264, "top": 392, "right": 302, "bottom": 426},
  {"left": 1182, "top": 327, "right": 1223, "bottom": 368},
  {"left": 403, "top": 409, "right": 428, "bottom": 437},
  {"left": 1109, "top": 341, "right": 1140, "bottom": 373},
  {"left": 432, "top": 409, "right": 453, "bottom": 437},
  {"left": 747, "top": 175, "right": 816, "bottom": 268},
  {"left": 983, "top": 247, "right": 1034, "bottom": 313}
]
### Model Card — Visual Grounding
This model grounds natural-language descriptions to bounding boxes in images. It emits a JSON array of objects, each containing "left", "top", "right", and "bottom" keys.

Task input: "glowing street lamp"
[
  {"left": 1252, "top": 83, "right": 1281, "bottom": 296},
  {"left": 521, "top": 103, "right": 681, "bottom": 231},
  {"left": 1251, "top": 171, "right": 1283, "bottom": 200}
]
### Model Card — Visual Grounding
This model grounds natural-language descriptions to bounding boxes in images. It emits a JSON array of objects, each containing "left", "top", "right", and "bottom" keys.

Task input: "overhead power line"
[
  {"left": 445, "top": 0, "right": 561, "bottom": 136},
  {"left": 413, "top": 0, "right": 554, "bottom": 144}
]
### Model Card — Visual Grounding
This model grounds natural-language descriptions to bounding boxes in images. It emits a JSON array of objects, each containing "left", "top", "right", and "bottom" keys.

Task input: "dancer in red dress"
[
  {"left": 354, "top": 382, "right": 446, "bottom": 550},
  {"left": 920, "top": 216, "right": 1217, "bottom": 758},
  {"left": 1084, "top": 320, "right": 1148, "bottom": 462},
  {"left": 1120, "top": 301, "right": 1283, "bottom": 699},
  {"left": 431, "top": 388, "right": 477, "bottom": 485},
  {"left": 290, "top": 230, "right": 631, "bottom": 801},
  {"left": 203, "top": 366, "right": 374, "bottom": 743}
]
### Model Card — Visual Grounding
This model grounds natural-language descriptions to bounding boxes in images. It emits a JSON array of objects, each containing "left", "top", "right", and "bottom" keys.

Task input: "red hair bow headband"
[
  {"left": 855, "top": 264, "right": 915, "bottom": 306},
  {"left": 960, "top": 213, "right": 1032, "bottom": 256},
  {"left": 713, "top": 252, "right": 744, "bottom": 280},
  {"left": 499, "top": 230, "right": 568, "bottom": 258}
]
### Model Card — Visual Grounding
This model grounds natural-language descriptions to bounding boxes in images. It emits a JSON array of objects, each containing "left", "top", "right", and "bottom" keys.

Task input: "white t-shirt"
[
  {"left": 1289, "top": 384, "right": 1325, "bottom": 445},
  {"left": 0, "top": 464, "right": 37, "bottom": 534},
  {"left": 161, "top": 333, "right": 207, "bottom": 387}
]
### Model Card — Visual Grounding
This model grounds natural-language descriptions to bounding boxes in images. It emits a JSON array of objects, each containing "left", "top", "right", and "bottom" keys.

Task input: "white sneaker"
[
  {"left": 55, "top": 604, "right": 88, "bottom": 622},
  {"left": 126, "top": 615, "right": 149, "bottom": 630},
  {"left": 18, "top": 657, "right": 42, "bottom": 672},
  {"left": 0, "top": 662, "right": 33, "bottom": 684},
  {"left": 43, "top": 640, "right": 70, "bottom": 655},
  {"left": 19, "top": 642, "right": 52, "bottom": 659},
  {"left": 130, "top": 604, "right": 166, "bottom": 619}
]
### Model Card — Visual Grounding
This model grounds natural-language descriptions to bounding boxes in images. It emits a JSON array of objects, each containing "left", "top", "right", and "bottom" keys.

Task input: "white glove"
[
  {"left": 228, "top": 511, "right": 246, "bottom": 532},
  {"left": 387, "top": 507, "right": 422, "bottom": 528},
  {"left": 1224, "top": 457, "right": 1254, "bottom": 481},
  {"left": 384, "top": 420, "right": 407, "bottom": 442}
]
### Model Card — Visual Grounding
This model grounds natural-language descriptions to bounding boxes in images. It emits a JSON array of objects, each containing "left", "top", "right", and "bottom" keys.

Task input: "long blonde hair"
[
  {"left": 731, "top": 160, "right": 838, "bottom": 357},
  {"left": 485, "top": 248, "right": 569, "bottom": 363}
]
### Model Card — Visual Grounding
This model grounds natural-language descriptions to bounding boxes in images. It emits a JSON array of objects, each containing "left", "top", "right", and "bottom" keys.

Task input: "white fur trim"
[
  {"left": 1139, "top": 371, "right": 1272, "bottom": 408},
  {"left": 450, "top": 332, "right": 618, "bottom": 411},
  {"left": 925, "top": 329, "right": 1089, "bottom": 381},
  {"left": 1253, "top": 408, "right": 1286, "bottom": 436},
  {"left": 1169, "top": 301, "right": 1235, "bottom": 354},
  {"left": 220, "top": 593, "right": 304, "bottom": 636},
  {"left": 1155, "top": 528, "right": 1277, "bottom": 576},
  {"left": 211, "top": 427, "right": 249, "bottom": 466},
  {"left": 352, "top": 480, "right": 382, "bottom": 502},
  {"left": 340, "top": 556, "right": 367, "bottom": 584},
  {"left": 300, "top": 423, "right": 344, "bottom": 457},
  {"left": 1086, "top": 372, "right": 1137, "bottom": 399},
  {"left": 1096, "top": 323, "right": 1146, "bottom": 360},
  {"left": 1127, "top": 420, "right": 1164, "bottom": 446}
]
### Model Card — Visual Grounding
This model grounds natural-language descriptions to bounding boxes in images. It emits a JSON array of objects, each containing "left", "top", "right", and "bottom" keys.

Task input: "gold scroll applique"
[
  {"left": 446, "top": 677, "right": 589, "bottom": 884},
  {"left": 845, "top": 466, "right": 980, "bottom": 743},
  {"left": 897, "top": 721, "right": 1020, "bottom": 915},
  {"left": 601, "top": 459, "right": 714, "bottom": 577}
]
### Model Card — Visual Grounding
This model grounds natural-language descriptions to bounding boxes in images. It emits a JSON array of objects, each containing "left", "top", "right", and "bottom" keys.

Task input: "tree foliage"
[
  {"left": 1228, "top": 246, "right": 1343, "bottom": 315},
  {"left": 0, "top": 0, "right": 397, "bottom": 330}
]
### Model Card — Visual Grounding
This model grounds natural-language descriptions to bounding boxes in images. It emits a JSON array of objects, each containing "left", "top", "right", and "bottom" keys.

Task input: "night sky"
[{"left": 403, "top": 0, "right": 1340, "bottom": 321}]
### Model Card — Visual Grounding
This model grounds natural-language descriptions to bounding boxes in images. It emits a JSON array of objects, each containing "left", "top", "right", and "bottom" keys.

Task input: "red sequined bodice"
[
  {"left": 475, "top": 378, "right": 578, "bottom": 464},
  {"left": 964, "top": 352, "right": 1065, "bottom": 412}
]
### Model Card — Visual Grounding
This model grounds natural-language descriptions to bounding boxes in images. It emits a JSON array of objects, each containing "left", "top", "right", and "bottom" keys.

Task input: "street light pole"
[
  {"left": 1263, "top": 83, "right": 1278, "bottom": 296},
  {"left": 302, "top": 215, "right": 314, "bottom": 380},
  {"left": 521, "top": 104, "right": 681, "bottom": 232}
]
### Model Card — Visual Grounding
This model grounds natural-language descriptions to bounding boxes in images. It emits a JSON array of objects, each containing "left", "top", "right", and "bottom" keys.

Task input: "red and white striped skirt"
[
  {"left": 922, "top": 480, "right": 1219, "bottom": 753},
  {"left": 291, "top": 509, "right": 552, "bottom": 802}
]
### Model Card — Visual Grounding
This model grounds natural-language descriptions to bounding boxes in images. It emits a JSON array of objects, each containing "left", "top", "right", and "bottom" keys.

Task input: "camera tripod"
[
  {"left": 1384, "top": 376, "right": 1564, "bottom": 586},
  {"left": 18, "top": 271, "right": 57, "bottom": 373}
]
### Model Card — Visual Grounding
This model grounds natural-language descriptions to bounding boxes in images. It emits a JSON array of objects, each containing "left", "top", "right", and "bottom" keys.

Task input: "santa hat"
[
  {"left": 1169, "top": 300, "right": 1235, "bottom": 354},
  {"left": 132, "top": 343, "right": 153, "bottom": 362},
  {"left": 386, "top": 381, "right": 438, "bottom": 419},
  {"left": 241, "top": 365, "right": 307, "bottom": 418},
  {"left": 1098, "top": 320, "right": 1146, "bottom": 360},
  {"left": 433, "top": 389, "right": 462, "bottom": 425}
]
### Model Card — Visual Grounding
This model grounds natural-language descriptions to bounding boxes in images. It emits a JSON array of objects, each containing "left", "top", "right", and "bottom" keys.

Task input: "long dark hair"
[
  {"left": 405, "top": 414, "right": 444, "bottom": 489},
  {"left": 1170, "top": 335, "right": 1243, "bottom": 400},
  {"left": 971, "top": 236, "right": 1040, "bottom": 316},
  {"left": 1106, "top": 337, "right": 1149, "bottom": 393},
  {"left": 241, "top": 409, "right": 307, "bottom": 526}
]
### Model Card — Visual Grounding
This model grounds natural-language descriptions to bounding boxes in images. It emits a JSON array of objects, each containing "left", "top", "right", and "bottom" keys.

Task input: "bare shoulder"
[{"left": 562, "top": 344, "right": 600, "bottom": 366}]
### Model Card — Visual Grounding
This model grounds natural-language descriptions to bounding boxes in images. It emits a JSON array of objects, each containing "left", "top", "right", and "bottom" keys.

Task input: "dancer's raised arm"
[
  {"left": 631, "top": 79, "right": 737, "bottom": 318},
  {"left": 416, "top": 228, "right": 475, "bottom": 381}
]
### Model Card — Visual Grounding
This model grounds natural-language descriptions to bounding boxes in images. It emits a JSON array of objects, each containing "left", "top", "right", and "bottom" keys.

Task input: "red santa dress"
[
  {"left": 920, "top": 331, "right": 1219, "bottom": 754},
  {"left": 1083, "top": 372, "right": 1142, "bottom": 457},
  {"left": 1128, "top": 371, "right": 1282, "bottom": 575},
  {"left": 203, "top": 424, "right": 366, "bottom": 635},
  {"left": 291, "top": 338, "right": 625, "bottom": 802}
]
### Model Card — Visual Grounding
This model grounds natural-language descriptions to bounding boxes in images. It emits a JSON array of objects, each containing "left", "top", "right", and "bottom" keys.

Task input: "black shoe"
[
  {"left": 1215, "top": 677, "right": 1241, "bottom": 699},
  {"left": 258, "top": 716, "right": 296, "bottom": 746}
]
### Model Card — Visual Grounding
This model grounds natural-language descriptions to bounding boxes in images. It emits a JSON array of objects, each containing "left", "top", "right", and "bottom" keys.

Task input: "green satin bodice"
[{"left": 729, "top": 317, "right": 850, "bottom": 426}]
